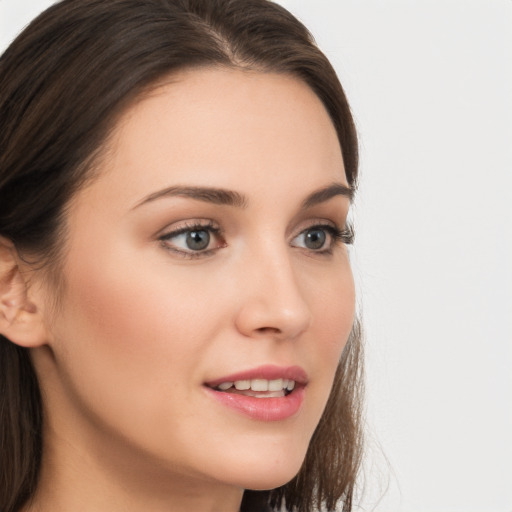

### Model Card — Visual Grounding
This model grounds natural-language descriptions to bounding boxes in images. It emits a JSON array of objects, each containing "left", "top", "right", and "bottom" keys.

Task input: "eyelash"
[
  {"left": 158, "top": 221, "right": 354, "bottom": 260},
  {"left": 308, "top": 224, "right": 354, "bottom": 251}
]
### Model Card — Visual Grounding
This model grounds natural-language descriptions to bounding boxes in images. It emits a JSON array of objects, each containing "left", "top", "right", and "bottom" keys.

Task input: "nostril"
[{"left": 255, "top": 326, "right": 281, "bottom": 335}]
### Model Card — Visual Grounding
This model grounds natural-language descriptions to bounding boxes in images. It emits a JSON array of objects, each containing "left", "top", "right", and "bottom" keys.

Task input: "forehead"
[{"left": 77, "top": 68, "right": 347, "bottom": 212}]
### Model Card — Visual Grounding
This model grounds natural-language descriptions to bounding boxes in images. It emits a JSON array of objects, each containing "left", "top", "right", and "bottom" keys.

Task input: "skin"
[{"left": 19, "top": 68, "right": 355, "bottom": 512}]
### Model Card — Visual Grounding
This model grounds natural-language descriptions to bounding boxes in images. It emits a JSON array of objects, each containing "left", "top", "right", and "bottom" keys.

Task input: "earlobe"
[{"left": 0, "top": 236, "right": 48, "bottom": 347}]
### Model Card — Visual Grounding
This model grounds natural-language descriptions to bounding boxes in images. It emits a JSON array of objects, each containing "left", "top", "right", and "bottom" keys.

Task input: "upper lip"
[{"left": 204, "top": 364, "right": 308, "bottom": 388}]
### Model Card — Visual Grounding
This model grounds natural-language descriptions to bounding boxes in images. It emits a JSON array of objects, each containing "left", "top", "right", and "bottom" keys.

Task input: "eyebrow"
[
  {"left": 133, "top": 182, "right": 353, "bottom": 210},
  {"left": 301, "top": 182, "right": 353, "bottom": 208},
  {"left": 133, "top": 185, "right": 248, "bottom": 209}
]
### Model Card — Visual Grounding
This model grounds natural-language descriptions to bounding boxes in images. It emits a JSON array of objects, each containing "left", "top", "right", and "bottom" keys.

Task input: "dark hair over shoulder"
[{"left": 0, "top": 1, "right": 364, "bottom": 511}]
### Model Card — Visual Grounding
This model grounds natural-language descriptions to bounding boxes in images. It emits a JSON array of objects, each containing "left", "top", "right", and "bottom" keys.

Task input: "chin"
[
  {"left": 243, "top": 472, "right": 299, "bottom": 492},
  {"left": 218, "top": 447, "right": 307, "bottom": 491},
  {"left": 236, "top": 471, "right": 300, "bottom": 492}
]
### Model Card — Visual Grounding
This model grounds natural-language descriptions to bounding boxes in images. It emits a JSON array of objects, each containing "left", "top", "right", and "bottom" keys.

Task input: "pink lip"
[
  {"left": 204, "top": 365, "right": 307, "bottom": 422},
  {"left": 204, "top": 364, "right": 308, "bottom": 388}
]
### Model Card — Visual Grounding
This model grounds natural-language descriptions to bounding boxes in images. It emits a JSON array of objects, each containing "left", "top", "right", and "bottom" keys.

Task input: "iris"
[{"left": 304, "top": 228, "right": 326, "bottom": 250}]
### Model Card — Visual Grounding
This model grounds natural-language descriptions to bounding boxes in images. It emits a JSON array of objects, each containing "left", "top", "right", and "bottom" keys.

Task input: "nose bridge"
[{"left": 234, "top": 235, "right": 312, "bottom": 339}]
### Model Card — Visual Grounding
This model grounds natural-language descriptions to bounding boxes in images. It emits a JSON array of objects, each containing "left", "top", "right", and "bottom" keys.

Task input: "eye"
[
  {"left": 159, "top": 221, "right": 225, "bottom": 258},
  {"left": 291, "top": 224, "right": 353, "bottom": 253}
]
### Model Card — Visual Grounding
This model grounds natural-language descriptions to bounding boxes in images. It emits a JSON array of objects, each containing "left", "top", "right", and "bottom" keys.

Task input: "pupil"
[
  {"left": 305, "top": 229, "right": 326, "bottom": 250},
  {"left": 186, "top": 230, "right": 210, "bottom": 250}
]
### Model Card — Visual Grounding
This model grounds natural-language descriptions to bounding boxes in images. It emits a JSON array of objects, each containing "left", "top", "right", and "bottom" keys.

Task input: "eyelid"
[
  {"left": 157, "top": 218, "right": 219, "bottom": 237},
  {"left": 294, "top": 218, "right": 337, "bottom": 232}
]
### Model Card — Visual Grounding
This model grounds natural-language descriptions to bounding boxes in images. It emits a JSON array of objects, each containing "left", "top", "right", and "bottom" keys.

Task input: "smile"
[{"left": 204, "top": 365, "right": 307, "bottom": 421}]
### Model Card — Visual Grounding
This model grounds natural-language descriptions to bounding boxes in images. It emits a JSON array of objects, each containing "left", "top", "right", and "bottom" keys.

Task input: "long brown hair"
[{"left": 0, "top": 1, "right": 364, "bottom": 511}]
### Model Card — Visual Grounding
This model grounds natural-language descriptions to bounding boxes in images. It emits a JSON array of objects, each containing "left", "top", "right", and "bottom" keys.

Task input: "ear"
[{"left": 0, "top": 236, "right": 48, "bottom": 347}]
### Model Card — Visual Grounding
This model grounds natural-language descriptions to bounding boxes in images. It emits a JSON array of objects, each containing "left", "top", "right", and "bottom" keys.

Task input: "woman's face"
[{"left": 36, "top": 68, "right": 355, "bottom": 492}]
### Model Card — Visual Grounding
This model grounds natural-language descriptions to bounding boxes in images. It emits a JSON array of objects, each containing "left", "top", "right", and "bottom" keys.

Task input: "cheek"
[
  {"left": 48, "top": 244, "right": 223, "bottom": 431},
  {"left": 309, "top": 261, "right": 355, "bottom": 353},
  {"left": 57, "top": 260, "right": 210, "bottom": 375},
  {"left": 296, "top": 261, "right": 355, "bottom": 422}
]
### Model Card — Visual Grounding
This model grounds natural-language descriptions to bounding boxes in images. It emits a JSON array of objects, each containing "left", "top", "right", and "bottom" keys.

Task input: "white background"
[{"left": 1, "top": 2, "right": 511, "bottom": 511}]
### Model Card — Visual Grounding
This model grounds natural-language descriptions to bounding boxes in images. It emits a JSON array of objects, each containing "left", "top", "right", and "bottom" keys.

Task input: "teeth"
[
  {"left": 268, "top": 378, "right": 283, "bottom": 391},
  {"left": 251, "top": 379, "right": 268, "bottom": 391},
  {"left": 234, "top": 380, "right": 250, "bottom": 390},
  {"left": 216, "top": 379, "right": 296, "bottom": 392}
]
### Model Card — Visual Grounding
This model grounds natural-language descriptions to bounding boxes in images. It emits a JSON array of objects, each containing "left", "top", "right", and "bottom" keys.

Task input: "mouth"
[
  {"left": 209, "top": 378, "right": 297, "bottom": 398},
  {"left": 203, "top": 365, "right": 307, "bottom": 421}
]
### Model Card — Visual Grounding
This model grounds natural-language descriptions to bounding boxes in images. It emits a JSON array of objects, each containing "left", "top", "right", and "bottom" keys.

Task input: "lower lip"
[{"left": 205, "top": 386, "right": 305, "bottom": 422}]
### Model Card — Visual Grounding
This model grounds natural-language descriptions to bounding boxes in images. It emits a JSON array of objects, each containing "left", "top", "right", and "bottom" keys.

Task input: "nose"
[{"left": 234, "top": 245, "right": 312, "bottom": 341}]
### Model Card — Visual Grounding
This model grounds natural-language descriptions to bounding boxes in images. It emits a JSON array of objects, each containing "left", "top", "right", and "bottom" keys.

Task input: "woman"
[{"left": 0, "top": 1, "right": 364, "bottom": 511}]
